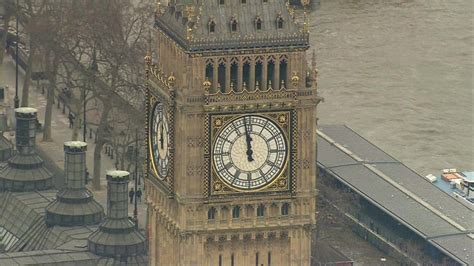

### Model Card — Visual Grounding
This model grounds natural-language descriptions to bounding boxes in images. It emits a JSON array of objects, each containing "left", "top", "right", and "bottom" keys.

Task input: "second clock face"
[
  {"left": 212, "top": 115, "right": 288, "bottom": 190},
  {"left": 150, "top": 102, "right": 170, "bottom": 179}
]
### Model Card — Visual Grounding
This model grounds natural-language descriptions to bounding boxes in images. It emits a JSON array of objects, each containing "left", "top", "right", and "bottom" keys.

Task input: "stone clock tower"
[{"left": 144, "top": 0, "right": 321, "bottom": 265}]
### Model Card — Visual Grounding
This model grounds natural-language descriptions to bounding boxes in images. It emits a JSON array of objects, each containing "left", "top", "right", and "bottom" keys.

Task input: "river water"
[{"left": 309, "top": 0, "right": 473, "bottom": 176}]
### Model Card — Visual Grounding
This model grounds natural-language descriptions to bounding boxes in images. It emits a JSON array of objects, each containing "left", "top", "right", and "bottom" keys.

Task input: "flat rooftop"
[{"left": 317, "top": 125, "right": 473, "bottom": 265}]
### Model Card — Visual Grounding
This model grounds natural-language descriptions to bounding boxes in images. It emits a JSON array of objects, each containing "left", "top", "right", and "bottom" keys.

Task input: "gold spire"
[{"left": 301, "top": 0, "right": 310, "bottom": 33}]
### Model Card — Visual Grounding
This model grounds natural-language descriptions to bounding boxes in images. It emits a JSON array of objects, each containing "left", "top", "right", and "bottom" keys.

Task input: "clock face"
[
  {"left": 212, "top": 115, "right": 288, "bottom": 190},
  {"left": 150, "top": 102, "right": 170, "bottom": 179}
]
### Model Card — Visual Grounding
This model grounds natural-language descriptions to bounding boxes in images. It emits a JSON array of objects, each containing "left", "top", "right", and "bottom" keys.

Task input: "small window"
[
  {"left": 231, "top": 253, "right": 235, "bottom": 266},
  {"left": 219, "top": 0, "right": 225, "bottom": 5},
  {"left": 255, "top": 17, "right": 263, "bottom": 30},
  {"left": 232, "top": 206, "right": 240, "bottom": 219},
  {"left": 255, "top": 252, "right": 259, "bottom": 266},
  {"left": 263, "top": 0, "right": 268, "bottom": 3},
  {"left": 219, "top": 254, "right": 222, "bottom": 266},
  {"left": 231, "top": 19, "right": 238, "bottom": 32},
  {"left": 277, "top": 17, "right": 284, "bottom": 29},
  {"left": 257, "top": 204, "right": 265, "bottom": 217},
  {"left": 268, "top": 251, "right": 272, "bottom": 266},
  {"left": 208, "top": 207, "right": 216, "bottom": 220},
  {"left": 241, "top": 0, "right": 247, "bottom": 3},
  {"left": 209, "top": 20, "right": 216, "bottom": 33},
  {"left": 281, "top": 202, "right": 290, "bottom": 216}
]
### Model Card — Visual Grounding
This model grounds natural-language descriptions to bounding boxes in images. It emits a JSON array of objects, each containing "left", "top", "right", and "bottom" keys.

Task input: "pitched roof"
[
  {"left": 155, "top": 0, "right": 309, "bottom": 52},
  {"left": 317, "top": 125, "right": 474, "bottom": 265}
]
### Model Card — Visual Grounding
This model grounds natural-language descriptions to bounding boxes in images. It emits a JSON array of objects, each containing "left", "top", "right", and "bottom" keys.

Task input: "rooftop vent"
[
  {"left": 45, "top": 141, "right": 104, "bottom": 226},
  {"left": 88, "top": 171, "right": 146, "bottom": 257},
  {"left": 0, "top": 108, "right": 52, "bottom": 191}
]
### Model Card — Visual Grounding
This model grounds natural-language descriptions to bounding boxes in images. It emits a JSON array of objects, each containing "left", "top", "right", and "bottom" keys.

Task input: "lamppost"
[
  {"left": 87, "top": 49, "right": 98, "bottom": 142},
  {"left": 133, "top": 127, "right": 139, "bottom": 228},
  {"left": 13, "top": 0, "right": 19, "bottom": 108}
]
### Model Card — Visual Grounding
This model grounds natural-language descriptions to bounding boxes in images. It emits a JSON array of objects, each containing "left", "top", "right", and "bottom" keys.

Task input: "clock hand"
[
  {"left": 159, "top": 123, "right": 164, "bottom": 149},
  {"left": 243, "top": 116, "right": 254, "bottom": 162}
]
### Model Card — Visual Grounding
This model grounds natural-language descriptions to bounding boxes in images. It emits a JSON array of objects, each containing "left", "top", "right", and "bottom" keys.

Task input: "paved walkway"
[{"left": 0, "top": 56, "right": 147, "bottom": 229}]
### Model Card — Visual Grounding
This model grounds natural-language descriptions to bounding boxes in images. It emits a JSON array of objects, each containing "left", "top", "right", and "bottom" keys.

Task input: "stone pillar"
[
  {"left": 237, "top": 58, "right": 243, "bottom": 91},
  {"left": 15, "top": 107, "right": 37, "bottom": 155},
  {"left": 249, "top": 58, "right": 256, "bottom": 91},
  {"left": 262, "top": 57, "right": 268, "bottom": 90}
]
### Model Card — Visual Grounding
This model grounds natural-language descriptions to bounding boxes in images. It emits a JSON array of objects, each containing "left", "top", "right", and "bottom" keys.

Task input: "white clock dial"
[
  {"left": 212, "top": 115, "right": 288, "bottom": 190},
  {"left": 151, "top": 102, "right": 170, "bottom": 179}
]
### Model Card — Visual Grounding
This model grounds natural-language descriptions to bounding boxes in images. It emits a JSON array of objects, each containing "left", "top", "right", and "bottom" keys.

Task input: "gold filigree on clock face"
[
  {"left": 150, "top": 102, "right": 170, "bottom": 179},
  {"left": 212, "top": 115, "right": 288, "bottom": 191}
]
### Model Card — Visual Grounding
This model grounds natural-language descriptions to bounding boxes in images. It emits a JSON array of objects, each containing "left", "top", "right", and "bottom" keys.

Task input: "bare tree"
[{"left": 0, "top": 0, "right": 14, "bottom": 64}]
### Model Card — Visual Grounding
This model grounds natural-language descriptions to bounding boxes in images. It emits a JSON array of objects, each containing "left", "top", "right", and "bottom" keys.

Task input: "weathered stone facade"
[{"left": 146, "top": 1, "right": 320, "bottom": 265}]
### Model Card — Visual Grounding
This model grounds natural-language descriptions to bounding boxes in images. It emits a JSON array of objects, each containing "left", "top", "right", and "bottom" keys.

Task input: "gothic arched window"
[
  {"left": 232, "top": 206, "right": 241, "bottom": 219},
  {"left": 276, "top": 16, "right": 284, "bottom": 29},
  {"left": 230, "top": 18, "right": 238, "bottom": 32},
  {"left": 281, "top": 202, "right": 290, "bottom": 216},
  {"left": 208, "top": 207, "right": 216, "bottom": 220},
  {"left": 209, "top": 20, "right": 216, "bottom": 33},
  {"left": 255, "top": 17, "right": 263, "bottom": 30}
]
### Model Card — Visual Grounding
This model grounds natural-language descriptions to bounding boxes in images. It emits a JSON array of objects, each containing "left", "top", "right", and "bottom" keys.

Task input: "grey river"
[{"left": 309, "top": 0, "right": 473, "bottom": 176}]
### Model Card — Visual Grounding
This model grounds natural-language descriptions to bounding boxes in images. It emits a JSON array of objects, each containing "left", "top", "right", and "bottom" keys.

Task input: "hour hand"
[
  {"left": 243, "top": 117, "right": 254, "bottom": 161},
  {"left": 159, "top": 123, "right": 164, "bottom": 149}
]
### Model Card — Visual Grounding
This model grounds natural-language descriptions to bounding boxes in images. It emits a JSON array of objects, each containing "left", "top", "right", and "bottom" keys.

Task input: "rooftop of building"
[
  {"left": 317, "top": 125, "right": 474, "bottom": 265},
  {"left": 155, "top": 0, "right": 309, "bottom": 52},
  {"left": 0, "top": 190, "right": 147, "bottom": 265}
]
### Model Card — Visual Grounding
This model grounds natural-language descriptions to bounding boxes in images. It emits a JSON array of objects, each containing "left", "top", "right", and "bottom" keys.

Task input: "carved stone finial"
[
  {"left": 281, "top": 80, "right": 285, "bottom": 90},
  {"left": 301, "top": 0, "right": 310, "bottom": 33},
  {"left": 255, "top": 81, "right": 260, "bottom": 91},
  {"left": 242, "top": 82, "right": 247, "bottom": 91},
  {"left": 217, "top": 82, "right": 222, "bottom": 92},
  {"left": 203, "top": 78, "right": 212, "bottom": 93},
  {"left": 311, "top": 49, "right": 317, "bottom": 72},
  {"left": 230, "top": 82, "right": 235, "bottom": 91},
  {"left": 268, "top": 80, "right": 272, "bottom": 90}
]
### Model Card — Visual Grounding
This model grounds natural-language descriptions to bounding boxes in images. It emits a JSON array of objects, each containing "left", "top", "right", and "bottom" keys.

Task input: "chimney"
[
  {"left": 0, "top": 108, "right": 53, "bottom": 191},
  {"left": 45, "top": 141, "right": 104, "bottom": 226},
  {"left": 88, "top": 170, "right": 146, "bottom": 258},
  {"left": 15, "top": 107, "right": 37, "bottom": 155}
]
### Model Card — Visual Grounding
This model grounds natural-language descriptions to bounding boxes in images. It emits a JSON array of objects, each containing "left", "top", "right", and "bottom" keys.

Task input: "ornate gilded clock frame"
[
  {"left": 204, "top": 109, "right": 297, "bottom": 197},
  {"left": 145, "top": 58, "right": 177, "bottom": 193}
]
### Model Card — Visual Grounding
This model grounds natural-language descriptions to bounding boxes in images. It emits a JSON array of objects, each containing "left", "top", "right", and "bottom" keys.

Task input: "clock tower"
[{"left": 145, "top": 0, "right": 321, "bottom": 265}]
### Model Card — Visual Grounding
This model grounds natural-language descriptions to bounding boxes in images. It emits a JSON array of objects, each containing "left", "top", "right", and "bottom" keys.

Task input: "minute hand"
[{"left": 243, "top": 117, "right": 254, "bottom": 162}]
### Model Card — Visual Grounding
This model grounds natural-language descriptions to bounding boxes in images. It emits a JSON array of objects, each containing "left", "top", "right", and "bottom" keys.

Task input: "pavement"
[{"left": 0, "top": 56, "right": 148, "bottom": 229}]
